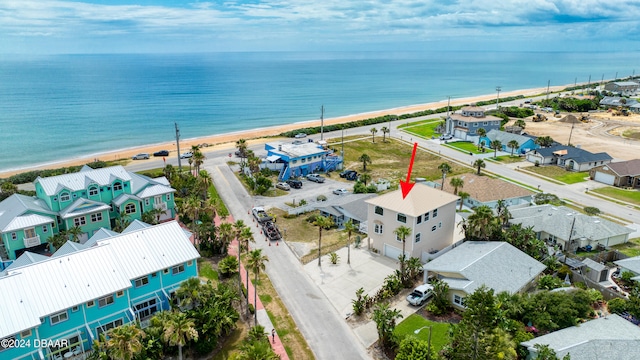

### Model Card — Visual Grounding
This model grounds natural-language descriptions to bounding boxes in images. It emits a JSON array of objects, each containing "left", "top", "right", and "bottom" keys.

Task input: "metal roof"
[
  {"left": 3, "top": 252, "right": 49, "bottom": 273},
  {"left": 136, "top": 184, "right": 175, "bottom": 199},
  {"left": 0, "top": 194, "right": 56, "bottom": 230},
  {"left": 58, "top": 198, "right": 111, "bottom": 219},
  {"left": 266, "top": 141, "right": 328, "bottom": 159},
  {"left": 122, "top": 220, "right": 152, "bottom": 233},
  {"left": 96, "top": 221, "right": 200, "bottom": 280},
  {"left": 112, "top": 193, "right": 142, "bottom": 207},
  {"left": 485, "top": 129, "right": 535, "bottom": 147},
  {"left": 0, "top": 244, "right": 131, "bottom": 338},
  {"left": 52, "top": 241, "right": 89, "bottom": 257},
  {"left": 366, "top": 183, "right": 459, "bottom": 217},
  {"left": 35, "top": 166, "right": 133, "bottom": 197},
  {"left": 423, "top": 241, "right": 546, "bottom": 294},
  {"left": 85, "top": 228, "right": 120, "bottom": 246},
  {"left": 2, "top": 214, "right": 54, "bottom": 232}
]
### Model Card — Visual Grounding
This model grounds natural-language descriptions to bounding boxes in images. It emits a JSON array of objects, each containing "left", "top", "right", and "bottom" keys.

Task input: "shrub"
[
  {"left": 607, "top": 297, "right": 628, "bottom": 314},
  {"left": 316, "top": 195, "right": 327, "bottom": 202},
  {"left": 329, "top": 252, "right": 339, "bottom": 264},
  {"left": 218, "top": 256, "right": 239, "bottom": 278},
  {"left": 584, "top": 206, "right": 601, "bottom": 215},
  {"left": 248, "top": 303, "right": 255, "bottom": 314}
]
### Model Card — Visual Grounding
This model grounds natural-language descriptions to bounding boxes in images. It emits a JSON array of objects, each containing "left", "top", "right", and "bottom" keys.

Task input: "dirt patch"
[{"left": 420, "top": 309, "right": 463, "bottom": 324}]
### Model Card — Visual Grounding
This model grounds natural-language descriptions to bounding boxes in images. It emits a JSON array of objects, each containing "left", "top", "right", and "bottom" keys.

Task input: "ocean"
[{"left": 0, "top": 51, "right": 638, "bottom": 173}]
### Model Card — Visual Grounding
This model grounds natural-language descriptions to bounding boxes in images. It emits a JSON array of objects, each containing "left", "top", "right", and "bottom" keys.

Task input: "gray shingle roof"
[
  {"left": 531, "top": 145, "right": 612, "bottom": 164},
  {"left": 485, "top": 129, "right": 533, "bottom": 146},
  {"left": 598, "top": 159, "right": 640, "bottom": 177},
  {"left": 614, "top": 256, "right": 640, "bottom": 274},
  {"left": 521, "top": 314, "right": 640, "bottom": 359},
  {"left": 316, "top": 194, "right": 376, "bottom": 223},
  {"left": 509, "top": 205, "right": 633, "bottom": 241},
  {"left": 423, "top": 241, "right": 546, "bottom": 294}
]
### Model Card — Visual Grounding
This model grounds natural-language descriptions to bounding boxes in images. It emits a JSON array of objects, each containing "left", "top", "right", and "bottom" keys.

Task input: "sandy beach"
[{"left": 0, "top": 85, "right": 565, "bottom": 179}]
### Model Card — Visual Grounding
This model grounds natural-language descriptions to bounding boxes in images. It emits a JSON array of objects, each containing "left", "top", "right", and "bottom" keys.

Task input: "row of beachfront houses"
[
  {"left": 0, "top": 220, "right": 199, "bottom": 359},
  {"left": 0, "top": 165, "right": 177, "bottom": 264}
]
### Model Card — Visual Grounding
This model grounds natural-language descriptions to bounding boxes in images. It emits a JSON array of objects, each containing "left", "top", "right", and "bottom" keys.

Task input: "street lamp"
[
  {"left": 414, "top": 326, "right": 432, "bottom": 358},
  {"left": 495, "top": 86, "right": 501, "bottom": 109}
]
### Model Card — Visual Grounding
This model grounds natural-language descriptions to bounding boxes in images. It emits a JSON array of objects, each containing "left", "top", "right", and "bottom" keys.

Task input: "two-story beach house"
[
  {"left": 263, "top": 141, "right": 342, "bottom": 181},
  {"left": 478, "top": 129, "right": 539, "bottom": 155},
  {"left": 365, "top": 184, "right": 459, "bottom": 262},
  {"left": 0, "top": 165, "right": 176, "bottom": 262},
  {"left": 0, "top": 221, "right": 199, "bottom": 360},
  {"left": 445, "top": 106, "right": 502, "bottom": 142}
]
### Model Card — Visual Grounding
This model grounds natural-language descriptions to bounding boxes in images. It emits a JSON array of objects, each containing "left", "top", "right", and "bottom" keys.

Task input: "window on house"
[
  {"left": 98, "top": 295, "right": 115, "bottom": 308},
  {"left": 374, "top": 223, "right": 383, "bottom": 234},
  {"left": 74, "top": 216, "right": 86, "bottom": 227},
  {"left": 417, "top": 215, "right": 422, "bottom": 224},
  {"left": 91, "top": 213, "right": 103, "bottom": 222},
  {"left": 397, "top": 213, "right": 407, "bottom": 223},
  {"left": 163, "top": 268, "right": 169, "bottom": 274},
  {"left": 454, "top": 295, "right": 465, "bottom": 307},
  {"left": 483, "top": 121, "right": 488, "bottom": 126},
  {"left": 395, "top": 234, "right": 403, "bottom": 242},
  {"left": 424, "top": 212, "right": 430, "bottom": 221},
  {"left": 42, "top": 225, "right": 48, "bottom": 233},
  {"left": 166, "top": 194, "right": 171, "bottom": 201},
  {"left": 415, "top": 233, "right": 421, "bottom": 243},
  {"left": 375, "top": 206, "right": 384, "bottom": 216},
  {"left": 96, "top": 319, "right": 123, "bottom": 337},
  {"left": 145, "top": 198, "right": 150, "bottom": 206},
  {"left": 71, "top": 306, "right": 79, "bottom": 312},
  {"left": 172, "top": 264, "right": 185, "bottom": 275},
  {"left": 432, "top": 226, "right": 437, "bottom": 232},
  {"left": 134, "top": 299, "right": 158, "bottom": 321},
  {"left": 134, "top": 276, "right": 149, "bottom": 288},
  {"left": 24, "top": 228, "right": 36, "bottom": 238},
  {"left": 89, "top": 187, "right": 99, "bottom": 196},
  {"left": 187, "top": 260, "right": 193, "bottom": 266},
  {"left": 113, "top": 182, "right": 123, "bottom": 191},
  {"left": 474, "top": 123, "right": 478, "bottom": 127},
  {"left": 50, "top": 311, "right": 68, "bottom": 325},
  {"left": 116, "top": 290, "right": 124, "bottom": 297},
  {"left": 60, "top": 192, "right": 70, "bottom": 202},
  {"left": 433, "top": 209, "right": 438, "bottom": 218},
  {"left": 87, "top": 300, "right": 95, "bottom": 307},
  {"left": 20, "top": 329, "right": 32, "bottom": 338},
  {"left": 11, "top": 232, "right": 17, "bottom": 240},
  {"left": 125, "top": 203, "right": 136, "bottom": 214}
]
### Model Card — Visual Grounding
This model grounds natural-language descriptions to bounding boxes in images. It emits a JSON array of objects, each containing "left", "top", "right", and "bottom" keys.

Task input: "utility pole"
[
  {"left": 615, "top": 71, "right": 618, "bottom": 80},
  {"left": 341, "top": 126, "right": 345, "bottom": 169},
  {"left": 175, "top": 122, "right": 182, "bottom": 171},
  {"left": 320, "top": 105, "right": 324, "bottom": 141},
  {"left": 446, "top": 96, "right": 451, "bottom": 134},
  {"left": 495, "top": 86, "right": 501, "bottom": 109},
  {"left": 546, "top": 80, "right": 550, "bottom": 101},
  {"left": 568, "top": 121, "right": 575, "bottom": 147}
]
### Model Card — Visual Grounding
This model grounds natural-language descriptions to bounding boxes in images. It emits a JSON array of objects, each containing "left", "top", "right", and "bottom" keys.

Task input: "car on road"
[
  {"left": 294, "top": 133, "right": 307, "bottom": 138},
  {"left": 275, "top": 182, "right": 291, "bottom": 191},
  {"left": 407, "top": 284, "right": 434, "bottom": 306},
  {"left": 179, "top": 151, "right": 193, "bottom": 159},
  {"left": 307, "top": 174, "right": 325, "bottom": 183},
  {"left": 340, "top": 170, "right": 357, "bottom": 178},
  {"left": 333, "top": 188, "right": 348, "bottom": 195},
  {"left": 132, "top": 153, "right": 150, "bottom": 160},
  {"left": 153, "top": 150, "right": 169, "bottom": 157},
  {"left": 439, "top": 134, "right": 454, "bottom": 140},
  {"left": 286, "top": 179, "right": 303, "bottom": 189}
]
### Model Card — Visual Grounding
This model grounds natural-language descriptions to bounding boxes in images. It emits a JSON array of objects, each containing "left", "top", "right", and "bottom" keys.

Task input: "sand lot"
[{"left": 517, "top": 111, "right": 640, "bottom": 161}]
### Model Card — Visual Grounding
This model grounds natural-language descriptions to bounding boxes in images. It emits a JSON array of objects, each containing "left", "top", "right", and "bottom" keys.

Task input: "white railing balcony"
[
  {"left": 154, "top": 203, "right": 168, "bottom": 211},
  {"left": 24, "top": 235, "right": 41, "bottom": 248}
]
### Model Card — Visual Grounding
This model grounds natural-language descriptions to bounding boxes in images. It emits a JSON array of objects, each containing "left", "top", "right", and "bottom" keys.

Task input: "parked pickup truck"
[
  {"left": 406, "top": 284, "right": 434, "bottom": 306},
  {"left": 252, "top": 207, "right": 272, "bottom": 223}
]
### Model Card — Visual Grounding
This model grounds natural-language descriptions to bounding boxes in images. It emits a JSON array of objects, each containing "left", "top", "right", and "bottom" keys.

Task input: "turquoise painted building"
[
  {"left": 0, "top": 221, "right": 199, "bottom": 359},
  {"left": 0, "top": 165, "right": 176, "bottom": 262},
  {"left": 263, "top": 141, "right": 342, "bottom": 181},
  {"left": 478, "top": 129, "right": 539, "bottom": 155}
]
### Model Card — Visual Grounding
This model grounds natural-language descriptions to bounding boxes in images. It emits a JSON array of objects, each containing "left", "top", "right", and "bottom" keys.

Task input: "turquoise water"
[{"left": 0, "top": 51, "right": 638, "bottom": 172}]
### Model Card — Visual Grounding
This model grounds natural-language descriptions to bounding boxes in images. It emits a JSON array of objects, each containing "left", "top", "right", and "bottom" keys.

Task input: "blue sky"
[{"left": 1, "top": 0, "right": 639, "bottom": 54}]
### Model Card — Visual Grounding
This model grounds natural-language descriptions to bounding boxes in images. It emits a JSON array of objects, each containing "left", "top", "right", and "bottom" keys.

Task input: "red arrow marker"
[{"left": 400, "top": 142, "right": 418, "bottom": 199}]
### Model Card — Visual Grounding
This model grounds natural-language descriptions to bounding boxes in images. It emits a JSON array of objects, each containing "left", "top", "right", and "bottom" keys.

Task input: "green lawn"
[
  {"left": 522, "top": 165, "right": 588, "bottom": 184},
  {"left": 399, "top": 119, "right": 441, "bottom": 129},
  {"left": 611, "top": 238, "right": 640, "bottom": 257},
  {"left": 490, "top": 155, "right": 526, "bottom": 164},
  {"left": 198, "top": 260, "right": 218, "bottom": 282},
  {"left": 591, "top": 186, "right": 640, "bottom": 206},
  {"left": 444, "top": 141, "right": 484, "bottom": 154},
  {"left": 402, "top": 121, "right": 442, "bottom": 138},
  {"left": 394, "top": 314, "right": 451, "bottom": 352}
]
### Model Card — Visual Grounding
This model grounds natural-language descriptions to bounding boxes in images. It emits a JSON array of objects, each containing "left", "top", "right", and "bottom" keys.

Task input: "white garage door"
[
  {"left": 384, "top": 244, "right": 402, "bottom": 260},
  {"left": 594, "top": 171, "right": 615, "bottom": 185}
]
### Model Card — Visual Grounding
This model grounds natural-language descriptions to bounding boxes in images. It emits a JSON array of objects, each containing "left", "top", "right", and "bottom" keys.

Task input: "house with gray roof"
[
  {"left": 599, "top": 96, "right": 639, "bottom": 108},
  {"left": 316, "top": 194, "right": 376, "bottom": 228},
  {"left": 604, "top": 81, "right": 639, "bottom": 95},
  {"left": 614, "top": 256, "right": 640, "bottom": 282},
  {"left": 445, "top": 106, "right": 502, "bottom": 142},
  {"left": 423, "top": 241, "right": 546, "bottom": 308},
  {"left": 509, "top": 205, "right": 633, "bottom": 253},
  {"left": 521, "top": 314, "right": 640, "bottom": 360},
  {"left": 526, "top": 145, "right": 612, "bottom": 171},
  {"left": 589, "top": 159, "right": 640, "bottom": 188},
  {"left": 479, "top": 129, "right": 539, "bottom": 155}
]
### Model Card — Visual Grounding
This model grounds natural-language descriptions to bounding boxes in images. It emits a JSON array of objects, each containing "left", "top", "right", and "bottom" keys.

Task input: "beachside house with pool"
[
  {"left": 444, "top": 106, "right": 502, "bottom": 142},
  {"left": 0, "top": 221, "right": 199, "bottom": 360},
  {"left": 263, "top": 141, "right": 342, "bottom": 181},
  {"left": 0, "top": 165, "right": 176, "bottom": 261}
]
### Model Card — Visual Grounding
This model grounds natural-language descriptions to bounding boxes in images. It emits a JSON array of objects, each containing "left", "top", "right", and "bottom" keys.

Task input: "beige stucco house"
[{"left": 365, "top": 184, "right": 459, "bottom": 262}]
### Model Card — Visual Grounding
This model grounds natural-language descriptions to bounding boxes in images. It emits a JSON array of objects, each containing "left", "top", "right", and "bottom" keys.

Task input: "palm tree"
[
  {"left": 465, "top": 205, "right": 500, "bottom": 241},
  {"left": 406, "top": 257, "right": 423, "bottom": 280},
  {"left": 344, "top": 219, "right": 357, "bottom": 265},
  {"left": 0, "top": 181, "right": 17, "bottom": 195},
  {"left": 358, "top": 153, "right": 372, "bottom": 172},
  {"left": 238, "top": 226, "right": 255, "bottom": 314},
  {"left": 514, "top": 119, "right": 526, "bottom": 130},
  {"left": 247, "top": 249, "right": 269, "bottom": 325},
  {"left": 236, "top": 138, "right": 248, "bottom": 157},
  {"left": 192, "top": 149, "right": 206, "bottom": 174},
  {"left": 197, "top": 170, "right": 212, "bottom": 199},
  {"left": 176, "top": 277, "right": 203, "bottom": 309},
  {"left": 48, "top": 231, "right": 68, "bottom": 251},
  {"left": 233, "top": 220, "right": 247, "bottom": 313},
  {"left": 438, "top": 162, "right": 452, "bottom": 191},
  {"left": 218, "top": 222, "right": 234, "bottom": 255},
  {"left": 473, "top": 159, "right": 486, "bottom": 175},
  {"left": 163, "top": 164, "right": 176, "bottom": 181},
  {"left": 458, "top": 191, "right": 470, "bottom": 211},
  {"left": 182, "top": 196, "right": 202, "bottom": 246},
  {"left": 370, "top": 127, "right": 378, "bottom": 143},
  {"left": 113, "top": 211, "right": 131, "bottom": 232},
  {"left": 359, "top": 173, "right": 371, "bottom": 186},
  {"left": 381, "top": 126, "right": 390, "bottom": 142},
  {"left": 476, "top": 127, "right": 487, "bottom": 149},
  {"left": 449, "top": 177, "right": 464, "bottom": 195},
  {"left": 496, "top": 199, "right": 511, "bottom": 227},
  {"left": 142, "top": 208, "right": 164, "bottom": 225},
  {"left": 314, "top": 215, "right": 334, "bottom": 267},
  {"left": 163, "top": 311, "right": 198, "bottom": 360},
  {"left": 105, "top": 323, "right": 146, "bottom": 360},
  {"left": 490, "top": 140, "right": 502, "bottom": 158},
  {"left": 67, "top": 226, "right": 83, "bottom": 243},
  {"left": 393, "top": 225, "right": 411, "bottom": 282},
  {"left": 507, "top": 140, "right": 519, "bottom": 157},
  {"left": 535, "top": 135, "right": 554, "bottom": 148}
]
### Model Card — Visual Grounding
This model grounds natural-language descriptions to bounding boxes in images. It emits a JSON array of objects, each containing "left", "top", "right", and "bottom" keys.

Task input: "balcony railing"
[
  {"left": 154, "top": 203, "right": 168, "bottom": 211},
  {"left": 24, "top": 235, "right": 41, "bottom": 248}
]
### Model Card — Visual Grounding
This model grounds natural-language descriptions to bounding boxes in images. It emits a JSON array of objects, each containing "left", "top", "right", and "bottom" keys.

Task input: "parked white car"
[
  {"left": 406, "top": 284, "right": 434, "bottom": 306},
  {"left": 180, "top": 151, "right": 193, "bottom": 159}
]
